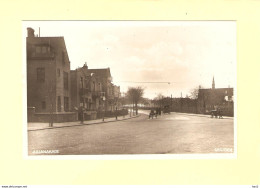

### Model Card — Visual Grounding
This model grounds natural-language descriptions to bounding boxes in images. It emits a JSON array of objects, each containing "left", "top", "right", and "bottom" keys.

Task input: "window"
[
  {"left": 42, "top": 46, "right": 47, "bottom": 53},
  {"left": 62, "top": 51, "right": 65, "bottom": 65},
  {"left": 36, "top": 46, "right": 41, "bottom": 53},
  {"left": 93, "top": 81, "right": 95, "bottom": 91},
  {"left": 37, "top": 68, "right": 45, "bottom": 82},
  {"left": 224, "top": 96, "right": 228, "bottom": 101},
  {"left": 35, "top": 46, "right": 50, "bottom": 54},
  {"left": 57, "top": 69, "right": 60, "bottom": 77},
  {"left": 101, "top": 92, "right": 105, "bottom": 98},
  {"left": 63, "top": 71, "right": 68, "bottom": 90},
  {"left": 41, "top": 101, "right": 46, "bottom": 110},
  {"left": 64, "top": 97, "right": 69, "bottom": 112},
  {"left": 80, "top": 77, "right": 83, "bottom": 88},
  {"left": 57, "top": 96, "right": 61, "bottom": 112}
]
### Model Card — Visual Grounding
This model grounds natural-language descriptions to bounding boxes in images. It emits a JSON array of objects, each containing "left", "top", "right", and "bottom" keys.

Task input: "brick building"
[
  {"left": 27, "top": 28, "right": 76, "bottom": 122},
  {"left": 27, "top": 27, "right": 122, "bottom": 122},
  {"left": 87, "top": 67, "right": 120, "bottom": 111},
  {"left": 197, "top": 77, "right": 234, "bottom": 116},
  {"left": 112, "top": 84, "right": 121, "bottom": 110},
  {"left": 70, "top": 63, "right": 121, "bottom": 119},
  {"left": 70, "top": 63, "right": 103, "bottom": 120}
]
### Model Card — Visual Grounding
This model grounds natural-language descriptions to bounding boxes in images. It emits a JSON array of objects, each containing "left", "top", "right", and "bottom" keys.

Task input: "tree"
[
  {"left": 189, "top": 85, "right": 203, "bottom": 99},
  {"left": 140, "top": 97, "right": 151, "bottom": 107},
  {"left": 189, "top": 85, "right": 204, "bottom": 114},
  {"left": 153, "top": 93, "right": 165, "bottom": 107},
  {"left": 126, "top": 86, "right": 144, "bottom": 115}
]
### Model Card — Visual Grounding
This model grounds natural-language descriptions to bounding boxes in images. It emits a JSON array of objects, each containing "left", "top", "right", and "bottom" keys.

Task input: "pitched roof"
[
  {"left": 199, "top": 88, "right": 233, "bottom": 96},
  {"left": 87, "top": 68, "right": 111, "bottom": 78}
]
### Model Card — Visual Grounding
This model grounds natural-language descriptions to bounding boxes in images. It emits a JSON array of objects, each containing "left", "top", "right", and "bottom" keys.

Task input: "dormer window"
[{"left": 35, "top": 45, "right": 50, "bottom": 54}]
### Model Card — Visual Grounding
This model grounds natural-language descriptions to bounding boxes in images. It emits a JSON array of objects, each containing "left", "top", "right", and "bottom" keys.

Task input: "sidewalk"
[
  {"left": 172, "top": 112, "right": 234, "bottom": 119},
  {"left": 138, "top": 110, "right": 234, "bottom": 119},
  {"left": 28, "top": 114, "right": 140, "bottom": 131}
]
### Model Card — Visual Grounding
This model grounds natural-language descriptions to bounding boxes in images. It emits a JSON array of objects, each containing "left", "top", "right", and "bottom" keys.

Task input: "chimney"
[
  {"left": 82, "top": 62, "right": 88, "bottom": 73},
  {"left": 27, "top": 27, "right": 35, "bottom": 37},
  {"left": 83, "top": 62, "right": 88, "bottom": 69}
]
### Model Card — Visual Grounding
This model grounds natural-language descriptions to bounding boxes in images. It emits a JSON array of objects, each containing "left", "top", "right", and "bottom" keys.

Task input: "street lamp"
[
  {"left": 102, "top": 94, "right": 106, "bottom": 121},
  {"left": 80, "top": 77, "right": 85, "bottom": 124}
]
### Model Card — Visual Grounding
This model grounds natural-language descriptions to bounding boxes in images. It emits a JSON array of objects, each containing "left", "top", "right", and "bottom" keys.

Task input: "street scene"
[
  {"left": 25, "top": 21, "right": 235, "bottom": 155},
  {"left": 28, "top": 111, "right": 233, "bottom": 155}
]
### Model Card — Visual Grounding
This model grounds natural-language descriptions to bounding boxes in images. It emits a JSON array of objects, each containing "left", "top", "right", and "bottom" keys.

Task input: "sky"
[{"left": 24, "top": 21, "right": 236, "bottom": 99}]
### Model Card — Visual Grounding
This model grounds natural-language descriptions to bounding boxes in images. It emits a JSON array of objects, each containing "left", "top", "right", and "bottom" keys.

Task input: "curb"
[{"left": 28, "top": 115, "right": 141, "bottom": 132}]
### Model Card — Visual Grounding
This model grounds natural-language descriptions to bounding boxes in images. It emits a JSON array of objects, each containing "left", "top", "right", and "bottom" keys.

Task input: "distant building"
[
  {"left": 27, "top": 27, "right": 76, "bottom": 122},
  {"left": 87, "top": 67, "right": 120, "bottom": 111},
  {"left": 112, "top": 84, "right": 121, "bottom": 110},
  {"left": 170, "top": 97, "right": 198, "bottom": 114},
  {"left": 70, "top": 63, "right": 121, "bottom": 119},
  {"left": 197, "top": 77, "right": 234, "bottom": 116},
  {"left": 70, "top": 63, "right": 103, "bottom": 120}
]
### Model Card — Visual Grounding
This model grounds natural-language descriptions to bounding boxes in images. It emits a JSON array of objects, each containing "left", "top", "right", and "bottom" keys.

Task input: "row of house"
[
  {"left": 148, "top": 77, "right": 234, "bottom": 116},
  {"left": 27, "top": 27, "right": 121, "bottom": 122}
]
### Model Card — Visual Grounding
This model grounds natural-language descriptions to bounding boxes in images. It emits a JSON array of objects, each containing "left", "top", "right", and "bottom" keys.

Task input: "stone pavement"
[{"left": 28, "top": 114, "right": 140, "bottom": 131}]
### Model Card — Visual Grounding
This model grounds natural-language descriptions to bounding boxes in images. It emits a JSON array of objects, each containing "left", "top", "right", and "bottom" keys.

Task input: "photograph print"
[{"left": 25, "top": 21, "right": 236, "bottom": 156}]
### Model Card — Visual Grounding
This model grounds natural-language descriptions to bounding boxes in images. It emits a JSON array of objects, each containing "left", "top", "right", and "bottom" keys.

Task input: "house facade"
[
  {"left": 70, "top": 63, "right": 103, "bottom": 120},
  {"left": 87, "top": 68, "right": 120, "bottom": 112},
  {"left": 27, "top": 27, "right": 122, "bottom": 122},
  {"left": 70, "top": 64, "right": 121, "bottom": 119},
  {"left": 27, "top": 28, "right": 76, "bottom": 122}
]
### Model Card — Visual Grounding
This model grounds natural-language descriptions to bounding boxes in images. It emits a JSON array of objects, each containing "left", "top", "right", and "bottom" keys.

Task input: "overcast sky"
[{"left": 24, "top": 21, "right": 236, "bottom": 99}]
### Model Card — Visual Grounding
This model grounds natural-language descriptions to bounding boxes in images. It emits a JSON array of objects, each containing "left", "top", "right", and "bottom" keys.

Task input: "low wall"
[
  {"left": 28, "top": 112, "right": 77, "bottom": 123},
  {"left": 96, "top": 109, "right": 128, "bottom": 119},
  {"left": 78, "top": 111, "right": 97, "bottom": 121}
]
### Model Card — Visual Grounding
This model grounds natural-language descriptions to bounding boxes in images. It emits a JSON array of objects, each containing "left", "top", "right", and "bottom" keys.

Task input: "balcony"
[
  {"left": 79, "top": 88, "right": 91, "bottom": 97},
  {"left": 92, "top": 91, "right": 101, "bottom": 98},
  {"left": 107, "top": 94, "right": 114, "bottom": 100}
]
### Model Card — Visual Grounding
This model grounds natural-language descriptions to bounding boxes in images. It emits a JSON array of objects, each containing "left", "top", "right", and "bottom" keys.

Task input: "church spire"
[{"left": 212, "top": 76, "right": 215, "bottom": 89}]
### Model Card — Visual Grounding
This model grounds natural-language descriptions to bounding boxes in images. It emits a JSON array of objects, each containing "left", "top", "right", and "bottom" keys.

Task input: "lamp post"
[
  {"left": 102, "top": 95, "right": 106, "bottom": 121},
  {"left": 81, "top": 77, "right": 85, "bottom": 124},
  {"left": 115, "top": 105, "right": 118, "bottom": 120}
]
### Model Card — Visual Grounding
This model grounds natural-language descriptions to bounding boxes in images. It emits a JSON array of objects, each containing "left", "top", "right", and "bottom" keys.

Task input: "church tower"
[{"left": 212, "top": 76, "right": 215, "bottom": 89}]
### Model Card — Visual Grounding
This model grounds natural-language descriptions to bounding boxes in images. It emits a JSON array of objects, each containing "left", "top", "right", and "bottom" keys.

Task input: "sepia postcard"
[{"left": 23, "top": 21, "right": 236, "bottom": 159}]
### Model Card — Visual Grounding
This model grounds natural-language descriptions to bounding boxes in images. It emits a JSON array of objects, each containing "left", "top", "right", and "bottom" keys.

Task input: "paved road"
[{"left": 28, "top": 111, "right": 234, "bottom": 155}]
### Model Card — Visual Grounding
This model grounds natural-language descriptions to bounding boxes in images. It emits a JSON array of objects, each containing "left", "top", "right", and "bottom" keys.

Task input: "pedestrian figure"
[
  {"left": 78, "top": 106, "right": 84, "bottom": 124},
  {"left": 217, "top": 108, "right": 223, "bottom": 119},
  {"left": 156, "top": 108, "right": 159, "bottom": 116},
  {"left": 149, "top": 109, "right": 157, "bottom": 119},
  {"left": 115, "top": 107, "right": 118, "bottom": 120},
  {"left": 149, "top": 109, "right": 154, "bottom": 119}
]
